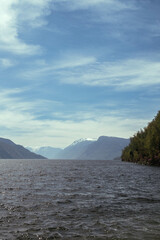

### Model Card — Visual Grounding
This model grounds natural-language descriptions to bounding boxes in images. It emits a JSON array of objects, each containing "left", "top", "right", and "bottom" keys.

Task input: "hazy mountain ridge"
[
  {"left": 56, "top": 139, "right": 95, "bottom": 160},
  {"left": 0, "top": 138, "right": 46, "bottom": 159},
  {"left": 32, "top": 136, "right": 130, "bottom": 160},
  {"left": 79, "top": 136, "right": 130, "bottom": 160},
  {"left": 27, "top": 146, "right": 62, "bottom": 159},
  {"left": 70, "top": 138, "right": 97, "bottom": 146}
]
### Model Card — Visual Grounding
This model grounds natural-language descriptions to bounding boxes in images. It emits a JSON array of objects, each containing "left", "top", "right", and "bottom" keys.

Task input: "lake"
[{"left": 0, "top": 159, "right": 159, "bottom": 239}]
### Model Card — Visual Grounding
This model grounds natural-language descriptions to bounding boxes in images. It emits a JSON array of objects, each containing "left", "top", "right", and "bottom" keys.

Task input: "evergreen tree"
[{"left": 121, "top": 111, "right": 160, "bottom": 166}]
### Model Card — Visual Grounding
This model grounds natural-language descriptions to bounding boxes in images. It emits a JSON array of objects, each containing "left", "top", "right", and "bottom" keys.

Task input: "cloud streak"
[
  {"left": 21, "top": 55, "right": 160, "bottom": 89},
  {"left": 53, "top": 0, "right": 160, "bottom": 43},
  {"left": 1, "top": 0, "right": 158, "bottom": 55},
  {"left": 21, "top": 53, "right": 96, "bottom": 79},
  {"left": 0, "top": 0, "right": 159, "bottom": 148},
  {"left": 53, "top": 0, "right": 134, "bottom": 11},
  {"left": 0, "top": 58, "right": 15, "bottom": 68},
  {"left": 0, "top": 0, "right": 52, "bottom": 55},
  {"left": 57, "top": 58, "right": 160, "bottom": 89},
  {"left": 0, "top": 88, "right": 151, "bottom": 148}
]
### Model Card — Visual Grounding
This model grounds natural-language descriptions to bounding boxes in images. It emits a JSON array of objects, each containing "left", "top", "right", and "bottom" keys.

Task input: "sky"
[{"left": 0, "top": 0, "right": 160, "bottom": 148}]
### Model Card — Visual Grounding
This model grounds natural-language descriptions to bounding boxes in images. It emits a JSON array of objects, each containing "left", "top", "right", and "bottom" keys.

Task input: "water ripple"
[{"left": 0, "top": 159, "right": 159, "bottom": 240}]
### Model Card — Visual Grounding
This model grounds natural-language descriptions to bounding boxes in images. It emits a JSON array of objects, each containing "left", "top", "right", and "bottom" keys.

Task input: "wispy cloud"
[
  {"left": 21, "top": 53, "right": 96, "bottom": 79},
  {"left": 0, "top": 58, "right": 15, "bottom": 68},
  {"left": 0, "top": 0, "right": 52, "bottom": 55},
  {"left": 52, "top": 0, "right": 159, "bottom": 42},
  {"left": 1, "top": 0, "right": 158, "bottom": 55},
  {"left": 0, "top": 87, "right": 152, "bottom": 148},
  {"left": 53, "top": 0, "right": 134, "bottom": 11},
  {"left": 21, "top": 55, "right": 160, "bottom": 89},
  {"left": 0, "top": 0, "right": 159, "bottom": 148},
  {"left": 57, "top": 58, "right": 160, "bottom": 89}
]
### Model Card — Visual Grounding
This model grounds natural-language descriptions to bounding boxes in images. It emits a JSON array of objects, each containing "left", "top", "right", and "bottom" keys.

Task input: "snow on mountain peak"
[{"left": 71, "top": 138, "right": 96, "bottom": 146}]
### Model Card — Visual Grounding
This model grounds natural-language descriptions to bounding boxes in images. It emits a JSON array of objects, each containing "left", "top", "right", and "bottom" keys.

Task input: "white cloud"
[
  {"left": 0, "top": 88, "right": 152, "bottom": 148},
  {"left": 53, "top": 54, "right": 96, "bottom": 69},
  {"left": 56, "top": 58, "right": 160, "bottom": 89},
  {"left": 21, "top": 53, "right": 96, "bottom": 79},
  {"left": 52, "top": 0, "right": 137, "bottom": 31},
  {"left": 0, "top": 0, "right": 52, "bottom": 55},
  {"left": 17, "top": 0, "right": 52, "bottom": 27},
  {"left": 21, "top": 55, "right": 160, "bottom": 89},
  {"left": 0, "top": 58, "right": 15, "bottom": 68},
  {"left": 53, "top": 0, "right": 158, "bottom": 43},
  {"left": 53, "top": 0, "right": 133, "bottom": 11}
]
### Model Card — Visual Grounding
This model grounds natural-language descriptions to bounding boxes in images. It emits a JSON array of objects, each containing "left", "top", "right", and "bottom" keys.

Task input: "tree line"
[{"left": 121, "top": 111, "right": 160, "bottom": 166}]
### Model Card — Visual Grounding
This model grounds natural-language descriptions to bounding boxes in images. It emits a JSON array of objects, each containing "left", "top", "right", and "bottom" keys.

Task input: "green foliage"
[{"left": 121, "top": 111, "right": 160, "bottom": 166}]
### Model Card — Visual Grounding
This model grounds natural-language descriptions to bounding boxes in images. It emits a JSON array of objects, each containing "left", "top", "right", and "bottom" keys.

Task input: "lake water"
[{"left": 0, "top": 159, "right": 159, "bottom": 240}]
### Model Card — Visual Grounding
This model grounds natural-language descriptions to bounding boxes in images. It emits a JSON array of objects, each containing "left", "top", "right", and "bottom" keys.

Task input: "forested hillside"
[{"left": 121, "top": 111, "right": 160, "bottom": 166}]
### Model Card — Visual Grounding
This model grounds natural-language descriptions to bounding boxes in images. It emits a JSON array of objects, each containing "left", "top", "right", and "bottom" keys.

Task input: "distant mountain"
[
  {"left": 79, "top": 136, "right": 130, "bottom": 160},
  {"left": 69, "top": 138, "right": 97, "bottom": 146},
  {"left": 27, "top": 146, "right": 62, "bottom": 159},
  {"left": 56, "top": 136, "right": 129, "bottom": 160},
  {"left": 122, "top": 111, "right": 160, "bottom": 166},
  {"left": 0, "top": 138, "right": 46, "bottom": 159},
  {"left": 26, "top": 136, "right": 129, "bottom": 160},
  {"left": 56, "top": 138, "right": 96, "bottom": 159}
]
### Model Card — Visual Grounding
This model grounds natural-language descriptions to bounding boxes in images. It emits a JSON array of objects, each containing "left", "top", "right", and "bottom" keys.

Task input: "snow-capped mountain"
[
  {"left": 56, "top": 138, "right": 95, "bottom": 159},
  {"left": 79, "top": 136, "right": 130, "bottom": 160},
  {"left": 70, "top": 138, "right": 96, "bottom": 146},
  {"left": 27, "top": 136, "right": 129, "bottom": 160},
  {"left": 56, "top": 136, "right": 129, "bottom": 160}
]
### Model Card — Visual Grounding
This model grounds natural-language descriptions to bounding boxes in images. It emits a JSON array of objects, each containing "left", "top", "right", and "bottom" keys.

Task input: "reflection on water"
[{"left": 0, "top": 159, "right": 159, "bottom": 239}]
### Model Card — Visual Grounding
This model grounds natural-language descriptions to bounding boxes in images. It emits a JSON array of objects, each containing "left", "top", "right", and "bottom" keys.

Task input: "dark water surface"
[{"left": 0, "top": 159, "right": 159, "bottom": 240}]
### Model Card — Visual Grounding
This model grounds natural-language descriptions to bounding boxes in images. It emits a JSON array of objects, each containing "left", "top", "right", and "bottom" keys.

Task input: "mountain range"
[
  {"left": 29, "top": 136, "right": 130, "bottom": 160},
  {"left": 0, "top": 138, "right": 45, "bottom": 159},
  {"left": 27, "top": 146, "right": 61, "bottom": 159},
  {"left": 0, "top": 136, "right": 130, "bottom": 160}
]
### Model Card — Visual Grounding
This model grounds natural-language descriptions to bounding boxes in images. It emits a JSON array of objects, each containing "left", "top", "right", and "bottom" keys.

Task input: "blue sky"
[{"left": 0, "top": 0, "right": 160, "bottom": 148}]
